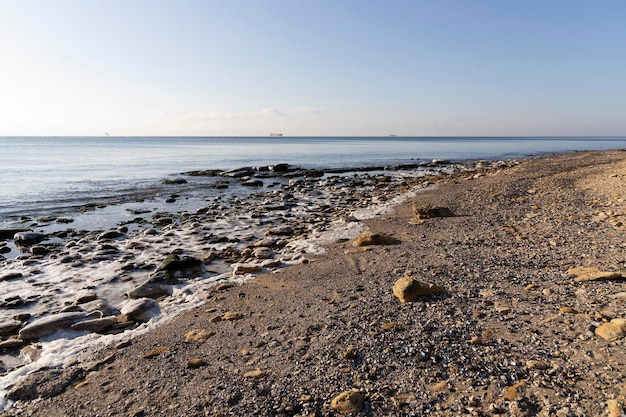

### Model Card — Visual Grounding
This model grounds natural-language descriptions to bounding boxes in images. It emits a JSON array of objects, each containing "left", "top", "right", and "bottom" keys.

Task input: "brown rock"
[
  {"left": 142, "top": 346, "right": 170, "bottom": 359},
  {"left": 353, "top": 231, "right": 396, "bottom": 247},
  {"left": 503, "top": 380, "right": 524, "bottom": 401},
  {"left": 607, "top": 400, "right": 624, "bottom": 417},
  {"left": 392, "top": 274, "right": 444, "bottom": 302},
  {"left": 186, "top": 358, "right": 205, "bottom": 368},
  {"left": 412, "top": 203, "right": 454, "bottom": 219},
  {"left": 567, "top": 267, "right": 622, "bottom": 282},
  {"left": 595, "top": 319, "right": 626, "bottom": 341},
  {"left": 221, "top": 311, "right": 244, "bottom": 321},
  {"left": 184, "top": 329, "right": 215, "bottom": 342},
  {"left": 243, "top": 369, "right": 266, "bottom": 379},
  {"left": 331, "top": 390, "right": 365, "bottom": 414}
]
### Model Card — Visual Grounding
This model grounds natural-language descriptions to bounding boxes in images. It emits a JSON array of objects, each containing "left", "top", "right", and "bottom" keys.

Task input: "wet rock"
[
  {"left": 331, "top": 391, "right": 365, "bottom": 414},
  {"left": 253, "top": 247, "right": 274, "bottom": 259},
  {"left": 268, "top": 226, "right": 294, "bottom": 236},
  {"left": 18, "top": 312, "right": 88, "bottom": 340},
  {"left": 120, "top": 298, "right": 160, "bottom": 323},
  {"left": 0, "top": 319, "right": 21, "bottom": 336},
  {"left": 392, "top": 274, "right": 444, "bottom": 302},
  {"left": 157, "top": 253, "right": 202, "bottom": 275},
  {"left": 0, "top": 272, "right": 23, "bottom": 281},
  {"left": 241, "top": 178, "right": 264, "bottom": 187},
  {"left": 75, "top": 291, "right": 98, "bottom": 304},
  {"left": 127, "top": 281, "right": 173, "bottom": 299},
  {"left": 71, "top": 316, "right": 117, "bottom": 333},
  {"left": 163, "top": 177, "right": 188, "bottom": 184},
  {"left": 13, "top": 232, "right": 46, "bottom": 246},
  {"left": 412, "top": 203, "right": 454, "bottom": 219},
  {"left": 353, "top": 231, "right": 396, "bottom": 246},
  {"left": 233, "top": 263, "right": 262, "bottom": 275},
  {"left": 0, "top": 228, "right": 29, "bottom": 239},
  {"left": 595, "top": 318, "right": 626, "bottom": 341},
  {"left": 0, "top": 338, "right": 26, "bottom": 349},
  {"left": 30, "top": 245, "right": 47, "bottom": 255},
  {"left": 98, "top": 230, "right": 125, "bottom": 240}
]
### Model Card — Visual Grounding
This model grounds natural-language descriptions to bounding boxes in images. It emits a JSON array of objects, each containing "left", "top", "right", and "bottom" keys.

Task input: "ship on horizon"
[{"left": 269, "top": 133, "right": 283, "bottom": 137}]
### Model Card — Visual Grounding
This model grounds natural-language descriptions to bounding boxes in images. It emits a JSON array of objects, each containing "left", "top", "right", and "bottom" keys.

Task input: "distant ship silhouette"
[{"left": 269, "top": 133, "right": 283, "bottom": 137}]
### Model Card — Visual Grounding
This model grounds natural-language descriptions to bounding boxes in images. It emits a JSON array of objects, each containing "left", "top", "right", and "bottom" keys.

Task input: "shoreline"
[{"left": 3, "top": 150, "right": 626, "bottom": 415}]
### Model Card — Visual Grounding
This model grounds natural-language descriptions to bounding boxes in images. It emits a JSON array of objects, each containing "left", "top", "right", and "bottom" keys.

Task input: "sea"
[
  {"left": 1, "top": 136, "right": 626, "bottom": 228},
  {"left": 0, "top": 136, "right": 625, "bottom": 409}
]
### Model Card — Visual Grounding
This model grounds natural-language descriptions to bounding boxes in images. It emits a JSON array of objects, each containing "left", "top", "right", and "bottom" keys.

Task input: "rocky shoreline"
[{"left": 2, "top": 151, "right": 626, "bottom": 416}]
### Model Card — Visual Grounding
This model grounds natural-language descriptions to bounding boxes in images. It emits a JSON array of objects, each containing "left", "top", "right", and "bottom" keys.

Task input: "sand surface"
[{"left": 8, "top": 150, "right": 626, "bottom": 416}]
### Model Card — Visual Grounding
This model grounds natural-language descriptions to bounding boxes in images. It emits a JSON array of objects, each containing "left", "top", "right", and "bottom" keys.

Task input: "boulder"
[
  {"left": 0, "top": 319, "right": 22, "bottom": 336},
  {"left": 13, "top": 232, "right": 46, "bottom": 246},
  {"left": 163, "top": 177, "right": 188, "bottom": 184},
  {"left": 0, "top": 272, "right": 23, "bottom": 282},
  {"left": 18, "top": 312, "right": 88, "bottom": 340},
  {"left": 392, "top": 274, "right": 444, "bottom": 302}
]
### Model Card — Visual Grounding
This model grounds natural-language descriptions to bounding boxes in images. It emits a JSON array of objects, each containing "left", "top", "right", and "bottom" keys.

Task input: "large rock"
[
  {"left": 13, "top": 232, "right": 46, "bottom": 246},
  {"left": 567, "top": 267, "right": 623, "bottom": 282},
  {"left": 126, "top": 281, "right": 173, "bottom": 299},
  {"left": 120, "top": 298, "right": 160, "bottom": 323},
  {"left": 0, "top": 319, "right": 22, "bottom": 336},
  {"left": 392, "top": 274, "right": 444, "bottom": 302},
  {"left": 18, "top": 312, "right": 88, "bottom": 340},
  {"left": 71, "top": 316, "right": 118, "bottom": 333},
  {"left": 331, "top": 391, "right": 365, "bottom": 414}
]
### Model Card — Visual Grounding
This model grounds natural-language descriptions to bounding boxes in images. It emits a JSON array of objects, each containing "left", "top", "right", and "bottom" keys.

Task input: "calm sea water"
[{"left": 1, "top": 136, "right": 625, "bottom": 224}]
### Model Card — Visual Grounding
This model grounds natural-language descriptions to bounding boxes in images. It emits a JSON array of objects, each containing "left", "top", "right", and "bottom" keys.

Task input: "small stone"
[
  {"left": 607, "top": 400, "right": 624, "bottom": 417},
  {"left": 503, "top": 381, "right": 524, "bottom": 401},
  {"left": 243, "top": 369, "right": 266, "bottom": 379},
  {"left": 221, "top": 312, "right": 244, "bottom": 321},
  {"left": 142, "top": 346, "right": 170, "bottom": 359},
  {"left": 185, "top": 329, "right": 215, "bottom": 342},
  {"left": 331, "top": 391, "right": 365, "bottom": 414},
  {"left": 381, "top": 322, "right": 398, "bottom": 331},
  {"left": 431, "top": 381, "right": 447, "bottom": 392},
  {"left": 526, "top": 360, "right": 549, "bottom": 370},
  {"left": 186, "top": 358, "right": 205, "bottom": 368},
  {"left": 232, "top": 263, "right": 262, "bottom": 275},
  {"left": 343, "top": 347, "right": 357, "bottom": 359},
  {"left": 595, "top": 318, "right": 626, "bottom": 341},
  {"left": 392, "top": 274, "right": 444, "bottom": 302},
  {"left": 559, "top": 307, "right": 579, "bottom": 314}
]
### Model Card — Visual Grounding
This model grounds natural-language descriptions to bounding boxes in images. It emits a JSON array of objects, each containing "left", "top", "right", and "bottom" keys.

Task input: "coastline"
[{"left": 4, "top": 150, "right": 626, "bottom": 415}]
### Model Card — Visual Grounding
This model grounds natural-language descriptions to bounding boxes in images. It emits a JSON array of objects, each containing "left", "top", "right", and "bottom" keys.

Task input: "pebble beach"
[{"left": 2, "top": 150, "right": 626, "bottom": 416}]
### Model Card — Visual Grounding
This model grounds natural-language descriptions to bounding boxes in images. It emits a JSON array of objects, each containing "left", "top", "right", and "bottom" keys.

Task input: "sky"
[{"left": 0, "top": 0, "right": 625, "bottom": 137}]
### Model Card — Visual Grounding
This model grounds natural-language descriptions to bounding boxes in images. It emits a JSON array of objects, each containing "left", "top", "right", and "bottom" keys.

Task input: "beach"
[{"left": 3, "top": 150, "right": 626, "bottom": 416}]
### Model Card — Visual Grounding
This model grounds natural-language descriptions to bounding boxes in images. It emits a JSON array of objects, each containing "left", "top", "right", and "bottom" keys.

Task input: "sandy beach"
[{"left": 5, "top": 150, "right": 626, "bottom": 416}]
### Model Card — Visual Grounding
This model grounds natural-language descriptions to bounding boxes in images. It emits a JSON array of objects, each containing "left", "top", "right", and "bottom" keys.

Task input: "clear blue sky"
[{"left": 1, "top": 0, "right": 625, "bottom": 136}]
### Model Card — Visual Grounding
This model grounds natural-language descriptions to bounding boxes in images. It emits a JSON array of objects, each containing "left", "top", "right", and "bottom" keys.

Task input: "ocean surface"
[{"left": 1, "top": 136, "right": 625, "bottom": 227}]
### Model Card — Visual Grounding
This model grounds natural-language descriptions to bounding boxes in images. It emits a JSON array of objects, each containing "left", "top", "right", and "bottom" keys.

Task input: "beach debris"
[
  {"left": 330, "top": 390, "right": 365, "bottom": 414},
  {"left": 353, "top": 231, "right": 396, "bottom": 247},
  {"left": 412, "top": 203, "right": 454, "bottom": 219},
  {"left": 567, "top": 267, "right": 623, "bottom": 282},
  {"left": 392, "top": 273, "right": 444, "bottom": 302},
  {"left": 595, "top": 318, "right": 626, "bottom": 341}
]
